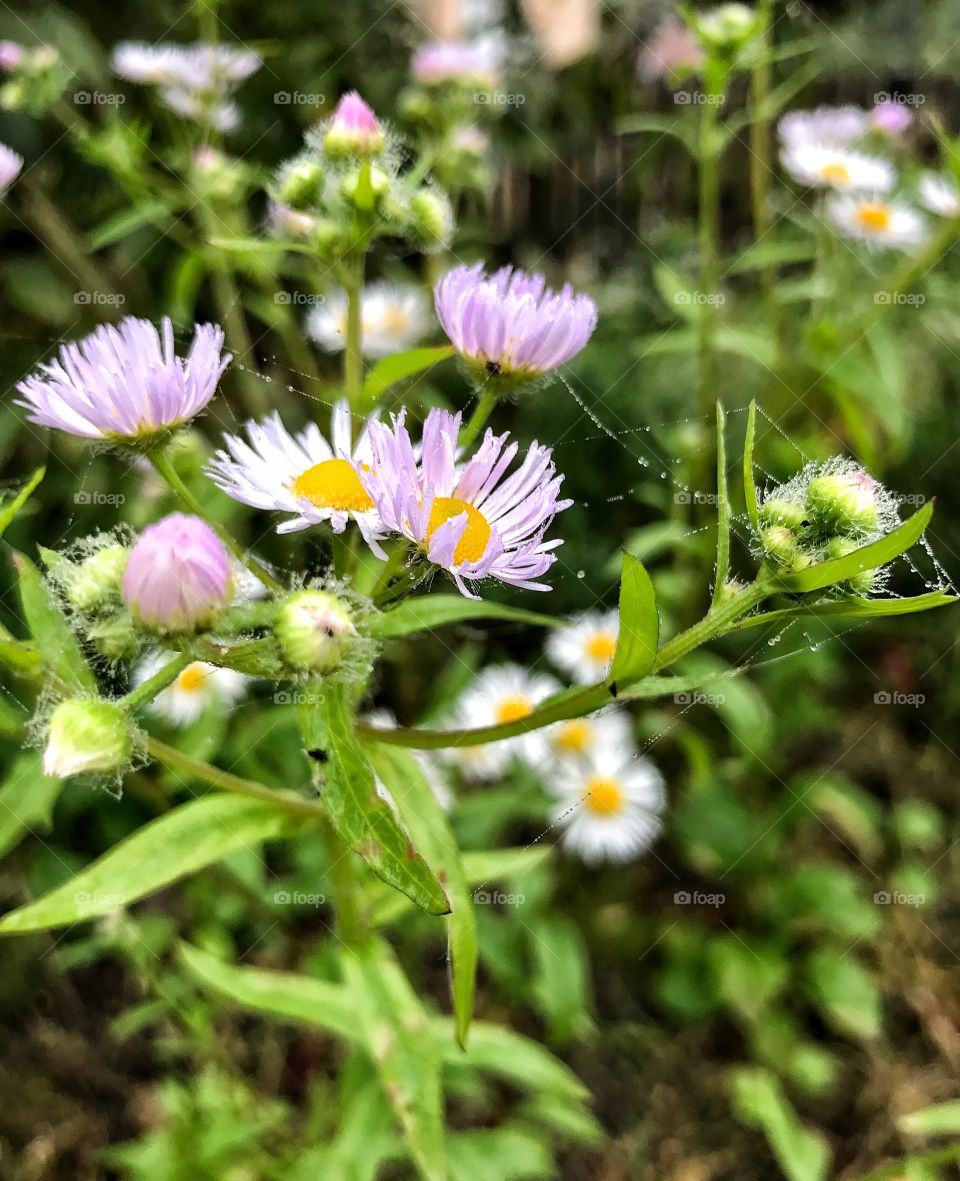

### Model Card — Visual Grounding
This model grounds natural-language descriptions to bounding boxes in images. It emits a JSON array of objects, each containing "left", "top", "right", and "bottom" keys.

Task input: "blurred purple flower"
[
  {"left": 412, "top": 42, "right": 499, "bottom": 87},
  {"left": 360, "top": 407, "right": 572, "bottom": 598},
  {"left": 123, "top": 513, "right": 231, "bottom": 631},
  {"left": 16, "top": 317, "right": 229, "bottom": 441},
  {"left": 434, "top": 262, "right": 597, "bottom": 382},
  {"left": 871, "top": 101, "right": 912, "bottom": 135},
  {"left": 0, "top": 41, "right": 23, "bottom": 71},
  {"left": 638, "top": 20, "right": 704, "bottom": 82}
]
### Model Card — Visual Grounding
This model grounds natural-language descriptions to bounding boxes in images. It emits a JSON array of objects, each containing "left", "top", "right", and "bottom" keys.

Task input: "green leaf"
[
  {"left": 0, "top": 467, "right": 44, "bottom": 539},
  {"left": 726, "top": 240, "right": 816, "bottom": 276},
  {"left": 529, "top": 915, "right": 592, "bottom": 1043},
  {"left": 731, "top": 1066, "right": 831, "bottom": 1181},
  {"left": 371, "top": 594, "right": 558, "bottom": 640},
  {"left": 12, "top": 549, "right": 97, "bottom": 694},
  {"left": 712, "top": 401, "right": 731, "bottom": 606},
  {"left": 365, "top": 740, "right": 477, "bottom": 1047},
  {"left": 340, "top": 940, "right": 446, "bottom": 1181},
  {"left": 616, "top": 112, "right": 697, "bottom": 154},
  {"left": 608, "top": 550, "right": 659, "bottom": 691},
  {"left": 0, "top": 797, "right": 307, "bottom": 935},
  {"left": 777, "top": 501, "right": 935, "bottom": 593},
  {"left": 804, "top": 948, "right": 882, "bottom": 1041},
  {"left": 361, "top": 346, "right": 456, "bottom": 406},
  {"left": 89, "top": 197, "right": 178, "bottom": 250},
  {"left": 461, "top": 846, "right": 553, "bottom": 883},
  {"left": 731, "top": 589, "right": 957, "bottom": 632},
  {"left": 0, "top": 752, "right": 63, "bottom": 860},
  {"left": 448, "top": 1129, "right": 552, "bottom": 1181},
  {"left": 300, "top": 683, "right": 449, "bottom": 916},
  {"left": 899, "top": 1101, "right": 960, "bottom": 1137}
]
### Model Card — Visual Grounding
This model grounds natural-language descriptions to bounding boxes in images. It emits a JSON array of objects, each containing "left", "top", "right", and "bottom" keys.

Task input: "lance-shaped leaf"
[
  {"left": 300, "top": 683, "right": 449, "bottom": 916},
  {"left": 731, "top": 589, "right": 956, "bottom": 632},
  {"left": 0, "top": 797, "right": 308, "bottom": 935},
  {"left": 13, "top": 550, "right": 97, "bottom": 694},
  {"left": 743, "top": 400, "right": 760, "bottom": 532},
  {"left": 712, "top": 401, "right": 731, "bottom": 607},
  {"left": 0, "top": 753, "right": 62, "bottom": 861},
  {"left": 361, "top": 345, "right": 456, "bottom": 406},
  {"left": 608, "top": 550, "right": 659, "bottom": 693},
  {"left": 776, "top": 500, "right": 934, "bottom": 594},
  {"left": 365, "top": 740, "right": 477, "bottom": 1047},
  {"left": 371, "top": 594, "right": 558, "bottom": 639},
  {"left": 340, "top": 940, "right": 446, "bottom": 1181},
  {"left": 0, "top": 467, "right": 44, "bottom": 540}
]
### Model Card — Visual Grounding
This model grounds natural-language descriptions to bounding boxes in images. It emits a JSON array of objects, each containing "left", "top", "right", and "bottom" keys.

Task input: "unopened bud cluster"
[{"left": 0, "top": 42, "right": 70, "bottom": 114}]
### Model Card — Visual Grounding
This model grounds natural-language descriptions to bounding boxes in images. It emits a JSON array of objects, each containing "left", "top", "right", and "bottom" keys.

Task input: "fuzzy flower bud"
[
  {"left": 409, "top": 189, "right": 453, "bottom": 248},
  {"left": 278, "top": 159, "right": 324, "bottom": 207},
  {"left": 64, "top": 544, "right": 129, "bottom": 612},
  {"left": 43, "top": 699, "right": 133, "bottom": 779},
  {"left": 761, "top": 525, "right": 798, "bottom": 566},
  {"left": 123, "top": 513, "right": 231, "bottom": 632},
  {"left": 323, "top": 91, "right": 385, "bottom": 158},
  {"left": 758, "top": 498, "right": 807, "bottom": 533},
  {"left": 806, "top": 470, "right": 879, "bottom": 536},
  {"left": 275, "top": 590, "right": 356, "bottom": 672}
]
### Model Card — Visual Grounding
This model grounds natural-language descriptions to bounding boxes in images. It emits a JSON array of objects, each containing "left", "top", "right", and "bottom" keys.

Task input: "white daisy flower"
[
  {"left": 364, "top": 709, "right": 453, "bottom": 811},
  {"left": 443, "top": 664, "right": 561, "bottom": 779},
  {"left": 778, "top": 105, "right": 868, "bottom": 148},
  {"left": 544, "top": 709, "right": 634, "bottom": 766},
  {"left": 306, "top": 282, "right": 432, "bottom": 360},
  {"left": 206, "top": 400, "right": 385, "bottom": 552},
  {"left": 780, "top": 142, "right": 894, "bottom": 192},
  {"left": 546, "top": 609, "right": 620, "bottom": 683},
  {"left": 825, "top": 193, "right": 928, "bottom": 251},
  {"left": 134, "top": 651, "right": 248, "bottom": 727},
  {"left": 552, "top": 749, "right": 666, "bottom": 865},
  {"left": 918, "top": 173, "right": 960, "bottom": 219}
]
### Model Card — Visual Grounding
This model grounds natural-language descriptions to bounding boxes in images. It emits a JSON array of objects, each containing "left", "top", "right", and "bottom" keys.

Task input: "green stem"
[
  {"left": 459, "top": 388, "right": 497, "bottom": 450},
  {"left": 343, "top": 254, "right": 365, "bottom": 412},
  {"left": 697, "top": 74, "right": 725, "bottom": 420},
  {"left": 854, "top": 1145, "right": 960, "bottom": 1181},
  {"left": 358, "top": 580, "right": 773, "bottom": 749},
  {"left": 149, "top": 449, "right": 283, "bottom": 594},
  {"left": 749, "top": 0, "right": 779, "bottom": 340},
  {"left": 147, "top": 736, "right": 329, "bottom": 821},
  {"left": 119, "top": 651, "right": 193, "bottom": 713}
]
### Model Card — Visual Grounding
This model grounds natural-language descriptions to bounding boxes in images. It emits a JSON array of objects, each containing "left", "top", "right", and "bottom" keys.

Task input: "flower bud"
[
  {"left": 820, "top": 537, "right": 876, "bottom": 595},
  {"left": 696, "top": 3, "right": 761, "bottom": 48},
  {"left": 269, "top": 200, "right": 318, "bottom": 238},
  {"left": 323, "top": 92, "right": 385, "bottom": 158},
  {"left": 275, "top": 590, "right": 356, "bottom": 672},
  {"left": 123, "top": 513, "right": 231, "bottom": 633},
  {"left": 408, "top": 188, "right": 453, "bottom": 248},
  {"left": 339, "top": 163, "right": 390, "bottom": 209},
  {"left": 43, "top": 699, "right": 133, "bottom": 779},
  {"left": 87, "top": 616, "right": 139, "bottom": 662},
  {"left": 761, "top": 525, "right": 798, "bottom": 566},
  {"left": 278, "top": 160, "right": 324, "bottom": 207},
  {"left": 64, "top": 544, "right": 129, "bottom": 612},
  {"left": 759, "top": 498, "right": 807, "bottom": 533},
  {"left": 806, "top": 471, "right": 879, "bottom": 536}
]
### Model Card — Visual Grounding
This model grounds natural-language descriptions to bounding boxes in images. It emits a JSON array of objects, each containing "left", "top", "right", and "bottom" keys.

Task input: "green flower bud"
[
  {"left": 87, "top": 615, "right": 140, "bottom": 662},
  {"left": 806, "top": 471, "right": 879, "bottom": 536},
  {"left": 339, "top": 164, "right": 390, "bottom": 209},
  {"left": 761, "top": 525, "right": 798, "bottom": 566},
  {"left": 409, "top": 188, "right": 453, "bottom": 248},
  {"left": 64, "top": 545, "right": 129, "bottom": 612},
  {"left": 279, "top": 160, "right": 324, "bottom": 207},
  {"left": 696, "top": 3, "right": 761, "bottom": 48},
  {"left": 759, "top": 498, "right": 807, "bottom": 533},
  {"left": 275, "top": 590, "right": 356, "bottom": 672},
  {"left": 43, "top": 699, "right": 133, "bottom": 780},
  {"left": 820, "top": 537, "right": 875, "bottom": 595}
]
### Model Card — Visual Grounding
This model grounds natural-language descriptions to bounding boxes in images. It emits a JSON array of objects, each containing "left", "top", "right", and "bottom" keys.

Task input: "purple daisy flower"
[
  {"left": 434, "top": 262, "right": 598, "bottom": 385},
  {"left": 16, "top": 317, "right": 229, "bottom": 442},
  {"left": 360, "top": 407, "right": 572, "bottom": 599},
  {"left": 123, "top": 513, "right": 231, "bottom": 631},
  {"left": 0, "top": 143, "right": 23, "bottom": 192}
]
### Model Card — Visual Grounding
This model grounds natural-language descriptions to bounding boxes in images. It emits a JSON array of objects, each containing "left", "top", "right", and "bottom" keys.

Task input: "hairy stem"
[
  {"left": 459, "top": 388, "right": 497, "bottom": 451},
  {"left": 119, "top": 651, "right": 193, "bottom": 713}
]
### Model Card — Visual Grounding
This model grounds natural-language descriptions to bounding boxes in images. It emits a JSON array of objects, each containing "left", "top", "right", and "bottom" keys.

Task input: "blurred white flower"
[
  {"left": 552, "top": 749, "right": 666, "bottom": 865},
  {"left": 778, "top": 105, "right": 868, "bottom": 148},
  {"left": 826, "top": 193, "right": 927, "bottom": 250},
  {"left": 134, "top": 650, "right": 248, "bottom": 727},
  {"left": 546, "top": 609, "right": 619, "bottom": 683},
  {"left": 918, "top": 173, "right": 960, "bottom": 219},
  {"left": 781, "top": 142, "right": 894, "bottom": 192},
  {"left": 544, "top": 710, "right": 634, "bottom": 765},
  {"left": 306, "top": 282, "right": 432, "bottom": 360}
]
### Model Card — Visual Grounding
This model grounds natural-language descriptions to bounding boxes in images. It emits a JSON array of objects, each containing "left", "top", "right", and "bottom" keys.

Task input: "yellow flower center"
[
  {"left": 819, "top": 162, "right": 851, "bottom": 186},
  {"left": 553, "top": 719, "right": 592, "bottom": 754},
  {"left": 426, "top": 496, "right": 492, "bottom": 564},
  {"left": 176, "top": 663, "right": 208, "bottom": 693},
  {"left": 855, "top": 201, "right": 892, "bottom": 233},
  {"left": 495, "top": 696, "right": 532, "bottom": 724},
  {"left": 584, "top": 775, "right": 625, "bottom": 817},
  {"left": 585, "top": 632, "right": 617, "bottom": 663},
  {"left": 290, "top": 458, "right": 374, "bottom": 513},
  {"left": 380, "top": 307, "right": 411, "bottom": 335}
]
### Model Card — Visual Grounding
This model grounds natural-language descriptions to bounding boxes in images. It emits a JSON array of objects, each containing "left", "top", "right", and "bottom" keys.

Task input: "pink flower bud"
[
  {"left": 123, "top": 513, "right": 231, "bottom": 631},
  {"left": 324, "top": 91, "right": 384, "bottom": 157}
]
